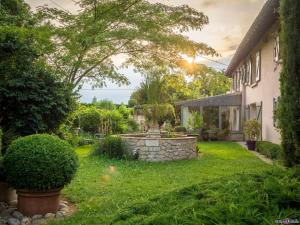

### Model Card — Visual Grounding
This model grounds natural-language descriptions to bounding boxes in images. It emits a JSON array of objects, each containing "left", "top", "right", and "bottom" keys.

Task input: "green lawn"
[{"left": 50, "top": 142, "right": 300, "bottom": 225}]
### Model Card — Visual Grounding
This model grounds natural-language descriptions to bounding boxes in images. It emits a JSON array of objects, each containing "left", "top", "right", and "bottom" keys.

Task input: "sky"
[{"left": 25, "top": 0, "right": 267, "bottom": 104}]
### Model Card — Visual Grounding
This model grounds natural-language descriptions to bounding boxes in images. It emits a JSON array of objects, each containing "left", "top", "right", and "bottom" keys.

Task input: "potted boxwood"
[
  {"left": 3, "top": 134, "right": 78, "bottom": 216},
  {"left": 243, "top": 119, "right": 261, "bottom": 150}
]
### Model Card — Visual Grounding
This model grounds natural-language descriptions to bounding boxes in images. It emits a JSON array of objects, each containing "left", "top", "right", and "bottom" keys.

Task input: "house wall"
[{"left": 234, "top": 27, "right": 281, "bottom": 144}]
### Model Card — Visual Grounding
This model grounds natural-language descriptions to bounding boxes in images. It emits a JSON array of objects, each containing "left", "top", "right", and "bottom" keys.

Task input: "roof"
[
  {"left": 175, "top": 92, "right": 242, "bottom": 107},
  {"left": 225, "top": 0, "right": 279, "bottom": 76}
]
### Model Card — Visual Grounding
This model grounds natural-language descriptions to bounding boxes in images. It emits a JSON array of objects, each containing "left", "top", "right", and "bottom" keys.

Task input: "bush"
[
  {"left": 127, "top": 119, "right": 139, "bottom": 133},
  {"left": 0, "top": 157, "right": 5, "bottom": 182},
  {"left": 0, "top": 128, "right": 2, "bottom": 152},
  {"left": 256, "top": 141, "right": 283, "bottom": 160},
  {"left": 93, "top": 135, "right": 132, "bottom": 159},
  {"left": 3, "top": 134, "right": 78, "bottom": 191},
  {"left": 243, "top": 119, "right": 261, "bottom": 141},
  {"left": 279, "top": 0, "right": 300, "bottom": 169},
  {"left": 0, "top": 28, "right": 75, "bottom": 140},
  {"left": 174, "top": 126, "right": 187, "bottom": 133}
]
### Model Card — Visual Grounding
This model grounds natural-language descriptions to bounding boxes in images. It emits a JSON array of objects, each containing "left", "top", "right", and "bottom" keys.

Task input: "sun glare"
[{"left": 182, "top": 54, "right": 195, "bottom": 64}]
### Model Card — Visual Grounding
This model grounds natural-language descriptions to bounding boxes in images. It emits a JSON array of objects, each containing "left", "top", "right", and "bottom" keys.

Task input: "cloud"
[{"left": 201, "top": 0, "right": 217, "bottom": 7}]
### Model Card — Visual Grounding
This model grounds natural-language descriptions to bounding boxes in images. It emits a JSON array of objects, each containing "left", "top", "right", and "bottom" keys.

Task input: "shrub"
[
  {"left": 256, "top": 141, "right": 283, "bottom": 160},
  {"left": 127, "top": 119, "right": 139, "bottom": 133},
  {"left": 3, "top": 134, "right": 78, "bottom": 191},
  {"left": 279, "top": 0, "right": 300, "bottom": 169},
  {"left": 174, "top": 126, "right": 187, "bottom": 133},
  {"left": 93, "top": 135, "right": 132, "bottom": 159},
  {"left": 187, "top": 111, "right": 203, "bottom": 132},
  {"left": 243, "top": 119, "right": 261, "bottom": 141},
  {"left": 0, "top": 157, "right": 5, "bottom": 182},
  {"left": 0, "top": 128, "right": 2, "bottom": 151},
  {"left": 0, "top": 28, "right": 75, "bottom": 140}
]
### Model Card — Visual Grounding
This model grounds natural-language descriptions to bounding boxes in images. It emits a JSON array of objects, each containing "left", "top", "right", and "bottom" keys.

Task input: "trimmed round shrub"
[{"left": 3, "top": 134, "right": 78, "bottom": 191}]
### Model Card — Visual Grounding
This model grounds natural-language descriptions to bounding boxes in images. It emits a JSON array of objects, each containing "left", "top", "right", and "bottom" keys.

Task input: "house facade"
[{"left": 177, "top": 0, "right": 281, "bottom": 144}]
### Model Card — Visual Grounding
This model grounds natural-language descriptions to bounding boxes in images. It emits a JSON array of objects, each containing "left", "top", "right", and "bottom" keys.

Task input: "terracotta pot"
[
  {"left": 246, "top": 140, "right": 256, "bottom": 151},
  {"left": 17, "top": 188, "right": 61, "bottom": 216},
  {"left": 0, "top": 182, "right": 17, "bottom": 203}
]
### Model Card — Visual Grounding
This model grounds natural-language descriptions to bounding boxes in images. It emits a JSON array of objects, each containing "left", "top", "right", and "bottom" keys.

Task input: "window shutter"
[
  {"left": 256, "top": 51, "right": 261, "bottom": 82},
  {"left": 237, "top": 70, "right": 240, "bottom": 91},
  {"left": 274, "top": 35, "right": 280, "bottom": 63},
  {"left": 247, "top": 59, "right": 252, "bottom": 85}
]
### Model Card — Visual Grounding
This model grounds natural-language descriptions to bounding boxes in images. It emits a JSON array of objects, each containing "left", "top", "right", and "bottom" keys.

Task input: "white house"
[{"left": 177, "top": 0, "right": 281, "bottom": 144}]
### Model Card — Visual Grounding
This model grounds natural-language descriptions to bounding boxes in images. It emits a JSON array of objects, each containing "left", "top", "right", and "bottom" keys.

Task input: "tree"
[
  {"left": 38, "top": 0, "right": 217, "bottom": 90},
  {"left": 0, "top": 27, "right": 75, "bottom": 151},
  {"left": 129, "top": 65, "right": 231, "bottom": 104},
  {"left": 94, "top": 99, "right": 116, "bottom": 110},
  {"left": 278, "top": 0, "right": 300, "bottom": 171},
  {"left": 0, "top": 0, "right": 35, "bottom": 27},
  {"left": 188, "top": 66, "right": 231, "bottom": 97}
]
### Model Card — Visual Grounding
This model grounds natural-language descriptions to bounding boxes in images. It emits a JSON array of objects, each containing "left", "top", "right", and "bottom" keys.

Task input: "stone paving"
[{"left": 0, "top": 200, "right": 73, "bottom": 225}]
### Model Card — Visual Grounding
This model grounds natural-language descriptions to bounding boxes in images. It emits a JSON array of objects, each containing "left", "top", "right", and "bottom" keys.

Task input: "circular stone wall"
[{"left": 121, "top": 135, "right": 197, "bottom": 162}]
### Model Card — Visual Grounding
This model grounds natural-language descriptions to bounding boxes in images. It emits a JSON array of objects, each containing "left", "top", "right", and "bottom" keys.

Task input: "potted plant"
[
  {"left": 243, "top": 119, "right": 261, "bottom": 150},
  {"left": 3, "top": 134, "right": 78, "bottom": 216},
  {"left": 200, "top": 128, "right": 209, "bottom": 141}
]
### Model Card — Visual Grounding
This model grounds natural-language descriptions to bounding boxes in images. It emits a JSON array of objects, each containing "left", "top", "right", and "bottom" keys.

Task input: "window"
[
  {"left": 274, "top": 35, "right": 280, "bottom": 63},
  {"left": 246, "top": 59, "right": 252, "bottom": 85},
  {"left": 255, "top": 50, "right": 261, "bottom": 82},
  {"left": 236, "top": 70, "right": 240, "bottom": 91},
  {"left": 273, "top": 97, "right": 280, "bottom": 128}
]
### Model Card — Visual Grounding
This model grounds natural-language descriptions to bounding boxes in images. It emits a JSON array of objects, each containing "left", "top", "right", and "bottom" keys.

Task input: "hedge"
[{"left": 256, "top": 141, "right": 283, "bottom": 160}]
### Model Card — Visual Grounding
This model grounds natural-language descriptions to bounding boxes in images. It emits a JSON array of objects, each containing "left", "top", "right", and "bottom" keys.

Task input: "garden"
[{"left": 0, "top": 0, "right": 300, "bottom": 225}]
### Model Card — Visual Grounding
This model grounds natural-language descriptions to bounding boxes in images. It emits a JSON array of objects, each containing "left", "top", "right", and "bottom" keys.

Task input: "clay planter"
[
  {"left": 246, "top": 140, "right": 256, "bottom": 151},
  {"left": 0, "top": 182, "right": 17, "bottom": 203},
  {"left": 17, "top": 188, "right": 61, "bottom": 216}
]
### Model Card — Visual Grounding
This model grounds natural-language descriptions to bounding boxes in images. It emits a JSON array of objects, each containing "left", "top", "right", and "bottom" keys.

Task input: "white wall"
[{"left": 238, "top": 29, "right": 281, "bottom": 144}]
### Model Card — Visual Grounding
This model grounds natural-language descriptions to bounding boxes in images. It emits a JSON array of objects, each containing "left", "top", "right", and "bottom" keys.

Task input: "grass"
[{"left": 50, "top": 142, "right": 300, "bottom": 225}]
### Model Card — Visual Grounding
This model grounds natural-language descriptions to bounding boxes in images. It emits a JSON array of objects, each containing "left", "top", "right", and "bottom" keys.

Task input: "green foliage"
[
  {"left": 0, "top": 0, "right": 35, "bottom": 27},
  {"left": 38, "top": 0, "right": 217, "bottom": 89},
  {"left": 0, "top": 128, "right": 2, "bottom": 152},
  {"left": 143, "top": 103, "right": 175, "bottom": 127},
  {"left": 174, "top": 126, "right": 187, "bottom": 133},
  {"left": 113, "top": 169, "right": 300, "bottom": 225},
  {"left": 279, "top": 0, "right": 300, "bottom": 169},
  {"left": 94, "top": 99, "right": 116, "bottom": 110},
  {"left": 189, "top": 66, "right": 231, "bottom": 97},
  {"left": 0, "top": 26, "right": 75, "bottom": 148},
  {"left": 73, "top": 104, "right": 136, "bottom": 135},
  {"left": 256, "top": 141, "right": 283, "bottom": 160},
  {"left": 244, "top": 119, "right": 261, "bottom": 141},
  {"left": 3, "top": 134, "right": 78, "bottom": 190},
  {"left": 127, "top": 119, "right": 139, "bottom": 133},
  {"left": 93, "top": 135, "right": 132, "bottom": 160},
  {"left": 76, "top": 107, "right": 102, "bottom": 133},
  {"left": 129, "top": 66, "right": 231, "bottom": 104},
  {"left": 0, "top": 156, "right": 5, "bottom": 182},
  {"left": 187, "top": 111, "right": 203, "bottom": 131}
]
